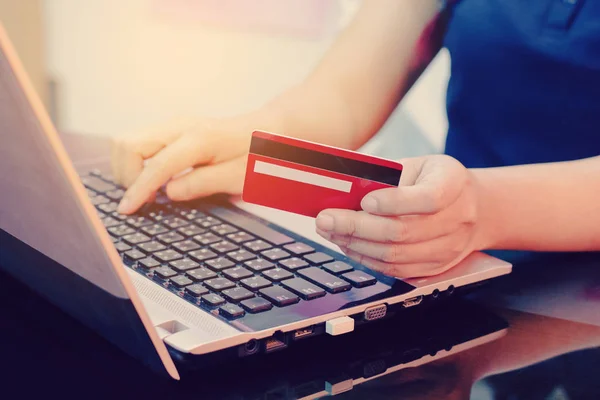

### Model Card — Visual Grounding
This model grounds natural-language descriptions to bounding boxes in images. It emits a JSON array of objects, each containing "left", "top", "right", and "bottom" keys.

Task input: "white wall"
[{"left": 43, "top": 0, "right": 449, "bottom": 153}]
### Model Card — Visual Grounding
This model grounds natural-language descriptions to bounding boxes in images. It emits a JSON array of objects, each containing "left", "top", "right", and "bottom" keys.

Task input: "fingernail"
[
  {"left": 117, "top": 197, "right": 132, "bottom": 214},
  {"left": 316, "top": 213, "right": 334, "bottom": 231},
  {"left": 361, "top": 196, "right": 378, "bottom": 212}
]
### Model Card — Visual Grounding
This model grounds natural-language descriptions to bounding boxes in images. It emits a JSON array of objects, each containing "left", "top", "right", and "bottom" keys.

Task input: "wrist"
[{"left": 470, "top": 168, "right": 504, "bottom": 251}]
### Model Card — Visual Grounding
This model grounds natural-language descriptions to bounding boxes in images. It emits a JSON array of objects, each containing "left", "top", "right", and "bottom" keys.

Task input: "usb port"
[
  {"left": 402, "top": 295, "right": 423, "bottom": 308},
  {"left": 293, "top": 326, "right": 315, "bottom": 340}
]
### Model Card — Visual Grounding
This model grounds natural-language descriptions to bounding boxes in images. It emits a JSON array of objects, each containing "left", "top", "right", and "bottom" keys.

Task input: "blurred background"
[{"left": 0, "top": 0, "right": 450, "bottom": 159}]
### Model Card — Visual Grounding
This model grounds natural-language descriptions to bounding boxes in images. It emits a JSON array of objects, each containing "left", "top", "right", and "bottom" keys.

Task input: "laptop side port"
[
  {"left": 293, "top": 326, "right": 315, "bottom": 340},
  {"left": 264, "top": 337, "right": 288, "bottom": 353},
  {"left": 364, "top": 304, "right": 387, "bottom": 321},
  {"left": 402, "top": 295, "right": 423, "bottom": 308}
]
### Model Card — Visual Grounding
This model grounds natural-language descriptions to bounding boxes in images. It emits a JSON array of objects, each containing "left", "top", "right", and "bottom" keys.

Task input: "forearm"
[
  {"left": 235, "top": 0, "right": 440, "bottom": 150},
  {"left": 474, "top": 156, "right": 600, "bottom": 251}
]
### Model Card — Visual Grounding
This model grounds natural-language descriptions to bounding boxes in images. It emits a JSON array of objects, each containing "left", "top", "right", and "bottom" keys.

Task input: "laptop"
[{"left": 0, "top": 25, "right": 512, "bottom": 380}]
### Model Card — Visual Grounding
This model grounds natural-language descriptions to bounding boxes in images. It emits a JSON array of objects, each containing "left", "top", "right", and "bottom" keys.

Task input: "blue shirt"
[{"left": 444, "top": 0, "right": 600, "bottom": 168}]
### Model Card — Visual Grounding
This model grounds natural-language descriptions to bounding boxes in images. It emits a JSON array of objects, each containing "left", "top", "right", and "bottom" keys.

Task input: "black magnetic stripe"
[{"left": 250, "top": 136, "right": 402, "bottom": 186}]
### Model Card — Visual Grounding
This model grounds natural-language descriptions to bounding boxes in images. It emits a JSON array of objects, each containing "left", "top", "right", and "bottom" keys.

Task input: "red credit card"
[{"left": 242, "top": 131, "right": 403, "bottom": 217}]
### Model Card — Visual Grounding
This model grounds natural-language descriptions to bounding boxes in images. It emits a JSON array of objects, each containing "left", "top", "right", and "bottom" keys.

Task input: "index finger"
[{"left": 117, "top": 135, "right": 207, "bottom": 213}]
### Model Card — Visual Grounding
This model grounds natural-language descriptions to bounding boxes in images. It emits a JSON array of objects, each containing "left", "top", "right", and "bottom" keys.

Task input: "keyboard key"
[
  {"left": 284, "top": 242, "right": 315, "bottom": 255},
  {"left": 219, "top": 303, "right": 245, "bottom": 319},
  {"left": 197, "top": 216, "right": 221, "bottom": 228},
  {"left": 263, "top": 268, "right": 293, "bottom": 282},
  {"left": 82, "top": 176, "right": 116, "bottom": 193},
  {"left": 261, "top": 248, "right": 291, "bottom": 261},
  {"left": 156, "top": 232, "right": 185, "bottom": 245},
  {"left": 124, "top": 249, "right": 146, "bottom": 264},
  {"left": 169, "top": 259, "right": 200, "bottom": 272},
  {"left": 210, "top": 240, "right": 239, "bottom": 254},
  {"left": 189, "top": 248, "right": 218, "bottom": 262},
  {"left": 105, "top": 189, "right": 125, "bottom": 201},
  {"left": 259, "top": 286, "right": 299, "bottom": 307},
  {"left": 185, "top": 284, "right": 209, "bottom": 297},
  {"left": 342, "top": 270, "right": 377, "bottom": 288},
  {"left": 210, "top": 207, "right": 294, "bottom": 245},
  {"left": 137, "top": 257, "right": 161, "bottom": 271},
  {"left": 177, "top": 224, "right": 206, "bottom": 237},
  {"left": 201, "top": 293, "right": 226, "bottom": 307},
  {"left": 97, "top": 202, "right": 118, "bottom": 213},
  {"left": 204, "top": 278, "right": 236, "bottom": 291},
  {"left": 137, "top": 240, "right": 167, "bottom": 254},
  {"left": 240, "top": 297, "right": 273, "bottom": 313},
  {"left": 205, "top": 257, "right": 235, "bottom": 271},
  {"left": 153, "top": 249, "right": 183, "bottom": 263},
  {"left": 298, "top": 267, "right": 352, "bottom": 293},
  {"left": 186, "top": 267, "right": 217, "bottom": 282},
  {"left": 222, "top": 266, "right": 253, "bottom": 281},
  {"left": 226, "top": 249, "right": 256, "bottom": 263},
  {"left": 108, "top": 225, "right": 135, "bottom": 237},
  {"left": 142, "top": 224, "right": 169, "bottom": 236},
  {"left": 193, "top": 232, "right": 221, "bottom": 245},
  {"left": 244, "top": 259, "right": 275, "bottom": 272},
  {"left": 170, "top": 275, "right": 193, "bottom": 288},
  {"left": 86, "top": 188, "right": 97, "bottom": 198},
  {"left": 172, "top": 240, "right": 201, "bottom": 253},
  {"left": 240, "top": 276, "right": 272, "bottom": 291},
  {"left": 304, "top": 252, "right": 334, "bottom": 265},
  {"left": 123, "top": 233, "right": 151, "bottom": 245},
  {"left": 323, "top": 261, "right": 354, "bottom": 275},
  {"left": 222, "top": 287, "right": 254, "bottom": 302},
  {"left": 110, "top": 236, "right": 119, "bottom": 243},
  {"left": 126, "top": 216, "right": 153, "bottom": 228},
  {"left": 110, "top": 212, "right": 128, "bottom": 221},
  {"left": 101, "top": 216, "right": 120, "bottom": 228},
  {"left": 153, "top": 266, "right": 178, "bottom": 280},
  {"left": 91, "top": 195, "right": 110, "bottom": 206},
  {"left": 243, "top": 240, "right": 272, "bottom": 252},
  {"left": 210, "top": 223, "right": 238, "bottom": 236},
  {"left": 150, "top": 212, "right": 175, "bottom": 222},
  {"left": 161, "top": 217, "right": 189, "bottom": 230},
  {"left": 226, "top": 231, "right": 255, "bottom": 244},
  {"left": 114, "top": 242, "right": 132, "bottom": 252},
  {"left": 279, "top": 257, "right": 309, "bottom": 271},
  {"left": 281, "top": 278, "right": 326, "bottom": 300},
  {"left": 180, "top": 209, "right": 206, "bottom": 221},
  {"left": 96, "top": 172, "right": 116, "bottom": 182}
]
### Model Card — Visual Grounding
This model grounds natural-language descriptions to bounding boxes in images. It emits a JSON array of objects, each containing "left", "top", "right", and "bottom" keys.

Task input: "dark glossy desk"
[{"left": 1, "top": 134, "right": 599, "bottom": 399}]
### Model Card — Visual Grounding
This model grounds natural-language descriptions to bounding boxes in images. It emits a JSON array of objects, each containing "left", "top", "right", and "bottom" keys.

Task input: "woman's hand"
[
  {"left": 111, "top": 117, "right": 252, "bottom": 214},
  {"left": 315, "top": 155, "right": 489, "bottom": 278}
]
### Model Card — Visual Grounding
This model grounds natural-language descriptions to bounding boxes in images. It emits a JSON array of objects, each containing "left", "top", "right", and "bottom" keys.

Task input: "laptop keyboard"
[{"left": 82, "top": 171, "right": 378, "bottom": 322}]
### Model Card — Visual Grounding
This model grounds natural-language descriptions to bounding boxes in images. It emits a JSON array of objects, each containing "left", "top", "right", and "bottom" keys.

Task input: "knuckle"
[
  {"left": 382, "top": 244, "right": 402, "bottom": 263},
  {"left": 384, "top": 219, "right": 408, "bottom": 242},
  {"left": 342, "top": 216, "right": 358, "bottom": 237},
  {"left": 340, "top": 235, "right": 354, "bottom": 249}
]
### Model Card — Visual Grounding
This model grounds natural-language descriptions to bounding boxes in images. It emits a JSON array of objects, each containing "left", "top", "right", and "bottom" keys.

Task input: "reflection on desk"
[{"left": 2, "top": 266, "right": 599, "bottom": 399}]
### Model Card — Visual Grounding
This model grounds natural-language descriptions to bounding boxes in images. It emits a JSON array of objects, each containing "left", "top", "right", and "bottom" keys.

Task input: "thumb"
[{"left": 360, "top": 155, "right": 465, "bottom": 216}]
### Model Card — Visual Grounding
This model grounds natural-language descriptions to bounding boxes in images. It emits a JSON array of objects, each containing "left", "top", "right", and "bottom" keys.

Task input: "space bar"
[{"left": 209, "top": 207, "right": 294, "bottom": 245}]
